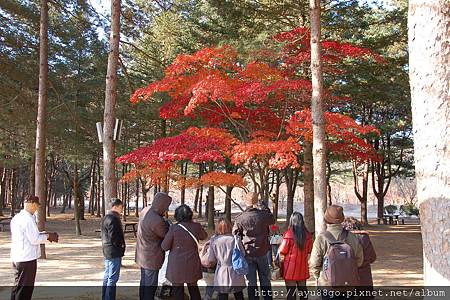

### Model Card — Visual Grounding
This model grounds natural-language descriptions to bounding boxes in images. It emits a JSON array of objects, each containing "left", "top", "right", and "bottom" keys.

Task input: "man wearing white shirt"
[{"left": 10, "top": 195, "right": 58, "bottom": 300}]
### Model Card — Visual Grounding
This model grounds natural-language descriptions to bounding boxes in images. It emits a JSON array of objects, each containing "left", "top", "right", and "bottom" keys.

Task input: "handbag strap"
[
  {"left": 233, "top": 235, "right": 241, "bottom": 250},
  {"left": 178, "top": 223, "right": 199, "bottom": 247}
]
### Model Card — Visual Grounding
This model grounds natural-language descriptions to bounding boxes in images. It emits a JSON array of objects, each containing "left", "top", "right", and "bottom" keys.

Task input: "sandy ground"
[{"left": 0, "top": 208, "right": 422, "bottom": 299}]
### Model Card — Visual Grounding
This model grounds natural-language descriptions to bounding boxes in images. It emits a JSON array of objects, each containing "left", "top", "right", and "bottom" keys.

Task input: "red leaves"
[
  {"left": 117, "top": 127, "right": 237, "bottom": 165},
  {"left": 287, "top": 109, "right": 381, "bottom": 162}
]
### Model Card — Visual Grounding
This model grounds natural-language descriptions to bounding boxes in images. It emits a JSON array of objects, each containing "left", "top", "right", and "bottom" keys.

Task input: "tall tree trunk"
[
  {"left": 303, "top": 141, "right": 315, "bottom": 233},
  {"left": 102, "top": 0, "right": 121, "bottom": 211},
  {"left": 180, "top": 162, "right": 186, "bottom": 205},
  {"left": 194, "top": 164, "right": 204, "bottom": 213},
  {"left": 408, "top": 0, "right": 450, "bottom": 285},
  {"left": 354, "top": 161, "right": 369, "bottom": 225},
  {"left": 284, "top": 168, "right": 299, "bottom": 226},
  {"left": 310, "top": 0, "right": 327, "bottom": 234},
  {"left": 96, "top": 154, "right": 102, "bottom": 217},
  {"left": 29, "top": 154, "right": 35, "bottom": 195},
  {"left": 273, "top": 171, "right": 281, "bottom": 222},
  {"left": 0, "top": 168, "right": 5, "bottom": 216},
  {"left": 326, "top": 160, "right": 332, "bottom": 206},
  {"left": 101, "top": 174, "right": 105, "bottom": 216},
  {"left": 35, "top": 0, "right": 49, "bottom": 259},
  {"left": 10, "top": 168, "right": 17, "bottom": 217},
  {"left": 135, "top": 178, "right": 139, "bottom": 217},
  {"left": 207, "top": 186, "right": 215, "bottom": 229},
  {"left": 225, "top": 186, "right": 233, "bottom": 222},
  {"left": 88, "top": 156, "right": 96, "bottom": 215},
  {"left": 121, "top": 164, "right": 127, "bottom": 222},
  {"left": 73, "top": 165, "right": 82, "bottom": 235}
]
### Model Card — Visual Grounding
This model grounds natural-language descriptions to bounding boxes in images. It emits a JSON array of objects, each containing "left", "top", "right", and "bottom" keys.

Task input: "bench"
[
  {"left": 214, "top": 209, "right": 224, "bottom": 217},
  {"left": 377, "top": 214, "right": 404, "bottom": 225},
  {"left": 0, "top": 217, "right": 12, "bottom": 232},
  {"left": 95, "top": 222, "right": 138, "bottom": 237},
  {"left": 123, "top": 222, "right": 138, "bottom": 237}
]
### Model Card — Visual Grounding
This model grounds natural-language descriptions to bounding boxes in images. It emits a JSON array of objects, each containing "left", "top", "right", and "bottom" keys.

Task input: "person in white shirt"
[{"left": 10, "top": 195, "right": 58, "bottom": 300}]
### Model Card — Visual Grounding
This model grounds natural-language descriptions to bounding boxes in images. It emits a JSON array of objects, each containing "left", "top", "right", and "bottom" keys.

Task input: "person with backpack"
[
  {"left": 343, "top": 217, "right": 377, "bottom": 299},
  {"left": 309, "top": 205, "right": 364, "bottom": 299},
  {"left": 207, "top": 217, "right": 247, "bottom": 300},
  {"left": 233, "top": 192, "right": 275, "bottom": 300},
  {"left": 101, "top": 198, "right": 126, "bottom": 300},
  {"left": 135, "top": 192, "right": 172, "bottom": 300},
  {"left": 161, "top": 204, "right": 208, "bottom": 300},
  {"left": 268, "top": 224, "right": 282, "bottom": 269},
  {"left": 278, "top": 212, "right": 313, "bottom": 300}
]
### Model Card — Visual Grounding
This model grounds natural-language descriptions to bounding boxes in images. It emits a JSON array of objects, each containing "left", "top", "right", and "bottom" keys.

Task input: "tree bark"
[
  {"left": 303, "top": 141, "right": 315, "bottom": 233},
  {"left": 353, "top": 161, "right": 369, "bottom": 225},
  {"left": 88, "top": 156, "right": 96, "bottom": 215},
  {"left": 225, "top": 186, "right": 233, "bottom": 222},
  {"left": 207, "top": 186, "right": 215, "bottom": 229},
  {"left": 408, "top": 0, "right": 450, "bottom": 285},
  {"left": 326, "top": 160, "right": 332, "bottom": 206},
  {"left": 35, "top": 0, "right": 49, "bottom": 259},
  {"left": 29, "top": 154, "right": 35, "bottom": 195},
  {"left": 102, "top": 0, "right": 121, "bottom": 211},
  {"left": 284, "top": 168, "right": 299, "bottom": 225},
  {"left": 73, "top": 165, "right": 82, "bottom": 235},
  {"left": 180, "top": 162, "right": 187, "bottom": 205},
  {"left": 0, "top": 168, "right": 5, "bottom": 216},
  {"left": 135, "top": 178, "right": 139, "bottom": 217},
  {"left": 310, "top": 0, "right": 327, "bottom": 234},
  {"left": 10, "top": 168, "right": 17, "bottom": 217},
  {"left": 96, "top": 154, "right": 102, "bottom": 217},
  {"left": 272, "top": 171, "right": 281, "bottom": 222}
]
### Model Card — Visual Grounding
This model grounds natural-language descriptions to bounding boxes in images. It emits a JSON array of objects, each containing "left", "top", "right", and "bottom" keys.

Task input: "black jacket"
[
  {"left": 102, "top": 211, "right": 126, "bottom": 259},
  {"left": 233, "top": 206, "right": 275, "bottom": 257}
]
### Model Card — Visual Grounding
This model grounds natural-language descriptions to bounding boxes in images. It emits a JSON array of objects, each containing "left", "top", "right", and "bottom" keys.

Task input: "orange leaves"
[
  {"left": 200, "top": 171, "right": 246, "bottom": 188},
  {"left": 239, "top": 62, "right": 283, "bottom": 82},
  {"left": 231, "top": 138, "right": 301, "bottom": 169}
]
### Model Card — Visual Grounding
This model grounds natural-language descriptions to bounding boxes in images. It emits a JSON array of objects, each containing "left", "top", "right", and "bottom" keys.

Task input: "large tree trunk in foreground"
[
  {"left": 102, "top": 0, "right": 121, "bottom": 211},
  {"left": 310, "top": 0, "right": 327, "bottom": 234},
  {"left": 35, "top": 0, "right": 49, "bottom": 259},
  {"left": 409, "top": 0, "right": 450, "bottom": 285},
  {"left": 303, "top": 141, "right": 315, "bottom": 233}
]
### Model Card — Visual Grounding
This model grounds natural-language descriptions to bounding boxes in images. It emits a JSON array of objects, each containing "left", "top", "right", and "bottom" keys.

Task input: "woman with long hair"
[
  {"left": 279, "top": 212, "right": 313, "bottom": 300},
  {"left": 207, "top": 217, "right": 246, "bottom": 300}
]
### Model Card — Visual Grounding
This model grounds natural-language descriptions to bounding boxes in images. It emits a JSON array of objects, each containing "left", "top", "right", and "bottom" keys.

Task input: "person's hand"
[{"left": 47, "top": 232, "right": 59, "bottom": 243}]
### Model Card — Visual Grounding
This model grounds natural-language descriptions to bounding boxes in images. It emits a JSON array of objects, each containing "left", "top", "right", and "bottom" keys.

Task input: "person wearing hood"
[{"left": 136, "top": 192, "right": 172, "bottom": 300}]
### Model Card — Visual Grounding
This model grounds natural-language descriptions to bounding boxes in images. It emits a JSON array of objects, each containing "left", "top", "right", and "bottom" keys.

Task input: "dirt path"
[{"left": 0, "top": 210, "right": 422, "bottom": 299}]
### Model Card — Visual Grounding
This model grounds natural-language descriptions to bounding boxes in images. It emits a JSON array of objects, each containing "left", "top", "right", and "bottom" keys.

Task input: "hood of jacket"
[{"left": 151, "top": 192, "right": 172, "bottom": 216}]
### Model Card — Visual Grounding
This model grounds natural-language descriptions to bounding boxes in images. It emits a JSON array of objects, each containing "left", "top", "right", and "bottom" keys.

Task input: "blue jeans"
[
  {"left": 102, "top": 257, "right": 121, "bottom": 300},
  {"left": 246, "top": 255, "right": 273, "bottom": 300},
  {"left": 139, "top": 268, "right": 159, "bottom": 300}
]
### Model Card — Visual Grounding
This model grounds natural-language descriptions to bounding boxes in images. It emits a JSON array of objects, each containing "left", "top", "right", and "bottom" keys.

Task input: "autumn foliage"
[{"left": 119, "top": 27, "right": 381, "bottom": 194}]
